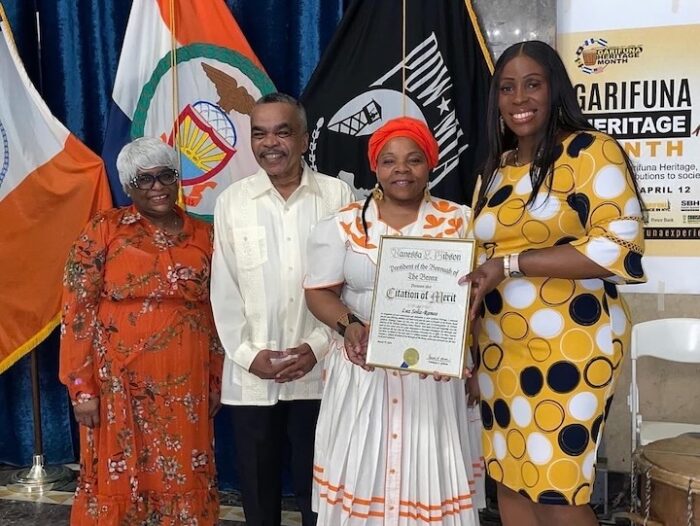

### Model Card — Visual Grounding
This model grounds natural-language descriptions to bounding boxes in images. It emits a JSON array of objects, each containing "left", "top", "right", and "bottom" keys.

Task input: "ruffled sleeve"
[
  {"left": 59, "top": 213, "right": 108, "bottom": 404},
  {"left": 568, "top": 133, "right": 646, "bottom": 284},
  {"left": 303, "top": 214, "right": 347, "bottom": 289}
]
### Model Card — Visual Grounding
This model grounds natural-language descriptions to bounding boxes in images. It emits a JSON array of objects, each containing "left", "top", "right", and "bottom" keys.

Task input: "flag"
[
  {"left": 0, "top": 5, "right": 112, "bottom": 374},
  {"left": 102, "top": 0, "right": 275, "bottom": 221},
  {"left": 301, "top": 0, "right": 493, "bottom": 205}
]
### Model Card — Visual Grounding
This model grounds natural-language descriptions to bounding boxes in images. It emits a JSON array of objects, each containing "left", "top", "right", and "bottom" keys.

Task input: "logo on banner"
[
  {"left": 0, "top": 119, "right": 8, "bottom": 189},
  {"left": 132, "top": 44, "right": 274, "bottom": 212},
  {"left": 575, "top": 38, "right": 643, "bottom": 74},
  {"left": 308, "top": 33, "right": 468, "bottom": 195},
  {"left": 681, "top": 200, "right": 700, "bottom": 213},
  {"left": 645, "top": 200, "right": 671, "bottom": 212}
]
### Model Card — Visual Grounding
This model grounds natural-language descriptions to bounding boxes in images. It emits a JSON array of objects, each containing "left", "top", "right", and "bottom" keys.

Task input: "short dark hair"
[
  {"left": 479, "top": 40, "right": 641, "bottom": 209},
  {"left": 255, "top": 92, "right": 308, "bottom": 133}
]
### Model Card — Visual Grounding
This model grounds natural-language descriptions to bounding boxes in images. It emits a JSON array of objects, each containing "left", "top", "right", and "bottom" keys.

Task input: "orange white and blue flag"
[
  {"left": 0, "top": 4, "right": 112, "bottom": 373},
  {"left": 102, "top": 0, "right": 275, "bottom": 220}
]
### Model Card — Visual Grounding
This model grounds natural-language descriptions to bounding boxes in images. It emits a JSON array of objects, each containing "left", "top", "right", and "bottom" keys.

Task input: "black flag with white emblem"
[{"left": 301, "top": 0, "right": 492, "bottom": 204}]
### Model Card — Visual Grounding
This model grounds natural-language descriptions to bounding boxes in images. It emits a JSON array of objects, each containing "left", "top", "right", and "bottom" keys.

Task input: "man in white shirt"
[{"left": 211, "top": 93, "right": 353, "bottom": 526}]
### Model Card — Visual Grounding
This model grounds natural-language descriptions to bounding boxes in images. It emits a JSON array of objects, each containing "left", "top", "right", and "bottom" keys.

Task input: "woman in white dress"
[{"left": 304, "top": 117, "right": 485, "bottom": 525}]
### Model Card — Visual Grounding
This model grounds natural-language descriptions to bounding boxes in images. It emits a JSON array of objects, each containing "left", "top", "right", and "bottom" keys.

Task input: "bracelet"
[
  {"left": 336, "top": 312, "right": 365, "bottom": 336},
  {"left": 510, "top": 253, "right": 519, "bottom": 274},
  {"left": 502, "top": 255, "right": 510, "bottom": 278},
  {"left": 508, "top": 253, "right": 525, "bottom": 278},
  {"left": 72, "top": 392, "right": 98, "bottom": 406},
  {"left": 510, "top": 253, "right": 522, "bottom": 276}
]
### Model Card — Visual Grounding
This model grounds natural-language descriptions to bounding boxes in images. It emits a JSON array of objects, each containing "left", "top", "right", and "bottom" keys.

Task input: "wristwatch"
[
  {"left": 336, "top": 312, "right": 365, "bottom": 336},
  {"left": 508, "top": 253, "right": 525, "bottom": 278}
]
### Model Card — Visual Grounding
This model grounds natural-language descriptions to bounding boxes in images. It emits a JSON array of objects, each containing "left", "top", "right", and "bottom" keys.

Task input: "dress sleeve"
[
  {"left": 568, "top": 134, "right": 646, "bottom": 284},
  {"left": 208, "top": 315, "right": 225, "bottom": 396},
  {"left": 59, "top": 214, "right": 108, "bottom": 404},
  {"left": 303, "top": 214, "right": 347, "bottom": 289},
  {"left": 204, "top": 225, "right": 225, "bottom": 396}
]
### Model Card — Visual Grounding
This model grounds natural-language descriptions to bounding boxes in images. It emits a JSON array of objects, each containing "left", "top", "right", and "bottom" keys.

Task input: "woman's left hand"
[
  {"left": 458, "top": 257, "right": 505, "bottom": 320},
  {"left": 344, "top": 323, "right": 374, "bottom": 371},
  {"left": 209, "top": 390, "right": 222, "bottom": 418}
]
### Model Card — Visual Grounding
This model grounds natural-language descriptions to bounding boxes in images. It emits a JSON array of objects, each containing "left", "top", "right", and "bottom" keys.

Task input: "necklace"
[
  {"left": 513, "top": 147, "right": 522, "bottom": 167},
  {"left": 155, "top": 212, "right": 182, "bottom": 233}
]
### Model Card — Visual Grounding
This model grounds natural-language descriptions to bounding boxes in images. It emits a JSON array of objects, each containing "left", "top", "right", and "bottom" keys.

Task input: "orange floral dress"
[{"left": 59, "top": 206, "right": 224, "bottom": 526}]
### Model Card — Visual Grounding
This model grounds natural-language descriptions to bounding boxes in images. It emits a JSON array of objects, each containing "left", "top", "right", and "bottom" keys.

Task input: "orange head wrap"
[{"left": 367, "top": 117, "right": 439, "bottom": 172}]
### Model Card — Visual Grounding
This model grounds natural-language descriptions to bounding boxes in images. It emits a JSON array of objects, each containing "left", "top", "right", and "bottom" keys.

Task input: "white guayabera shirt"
[{"left": 211, "top": 162, "right": 354, "bottom": 405}]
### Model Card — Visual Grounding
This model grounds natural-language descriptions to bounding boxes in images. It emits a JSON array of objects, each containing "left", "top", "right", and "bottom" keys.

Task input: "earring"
[
  {"left": 499, "top": 115, "right": 505, "bottom": 135},
  {"left": 372, "top": 183, "right": 384, "bottom": 201},
  {"left": 424, "top": 186, "right": 431, "bottom": 202}
]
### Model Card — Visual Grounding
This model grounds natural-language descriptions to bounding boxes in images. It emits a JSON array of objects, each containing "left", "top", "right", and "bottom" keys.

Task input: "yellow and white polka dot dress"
[{"left": 472, "top": 131, "right": 646, "bottom": 505}]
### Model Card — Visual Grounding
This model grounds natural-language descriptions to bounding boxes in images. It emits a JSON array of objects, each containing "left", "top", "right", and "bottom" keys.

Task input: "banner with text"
[{"left": 558, "top": 2, "right": 700, "bottom": 293}]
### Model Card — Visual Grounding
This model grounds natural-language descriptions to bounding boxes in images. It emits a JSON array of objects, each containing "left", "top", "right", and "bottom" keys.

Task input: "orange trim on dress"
[
  {"left": 398, "top": 494, "right": 473, "bottom": 511},
  {"left": 339, "top": 202, "right": 363, "bottom": 212},
  {"left": 314, "top": 465, "right": 474, "bottom": 521},
  {"left": 303, "top": 279, "right": 345, "bottom": 290},
  {"left": 339, "top": 198, "right": 466, "bottom": 254}
]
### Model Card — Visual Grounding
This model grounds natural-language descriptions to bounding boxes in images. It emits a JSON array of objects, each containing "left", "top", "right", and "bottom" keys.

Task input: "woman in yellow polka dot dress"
[{"left": 459, "top": 41, "right": 646, "bottom": 525}]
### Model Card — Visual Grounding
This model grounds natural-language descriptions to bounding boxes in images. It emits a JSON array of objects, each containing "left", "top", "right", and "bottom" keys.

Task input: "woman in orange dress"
[{"left": 59, "top": 137, "right": 224, "bottom": 525}]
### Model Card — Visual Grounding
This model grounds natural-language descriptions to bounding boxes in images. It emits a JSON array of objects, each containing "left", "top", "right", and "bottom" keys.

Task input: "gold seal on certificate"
[{"left": 365, "top": 235, "right": 475, "bottom": 378}]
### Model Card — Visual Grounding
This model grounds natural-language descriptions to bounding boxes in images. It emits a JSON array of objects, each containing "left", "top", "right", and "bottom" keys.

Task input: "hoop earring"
[
  {"left": 499, "top": 115, "right": 505, "bottom": 135},
  {"left": 424, "top": 186, "right": 431, "bottom": 202},
  {"left": 372, "top": 183, "right": 384, "bottom": 201}
]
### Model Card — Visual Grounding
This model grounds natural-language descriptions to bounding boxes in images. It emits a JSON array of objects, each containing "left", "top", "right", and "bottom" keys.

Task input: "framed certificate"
[{"left": 365, "top": 235, "right": 476, "bottom": 378}]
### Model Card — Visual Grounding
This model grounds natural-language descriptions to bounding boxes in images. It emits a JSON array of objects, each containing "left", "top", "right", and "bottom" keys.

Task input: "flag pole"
[
  {"left": 401, "top": 0, "right": 407, "bottom": 116},
  {"left": 7, "top": 350, "right": 73, "bottom": 494},
  {"left": 4, "top": 5, "right": 76, "bottom": 495},
  {"left": 169, "top": 0, "right": 184, "bottom": 209}
]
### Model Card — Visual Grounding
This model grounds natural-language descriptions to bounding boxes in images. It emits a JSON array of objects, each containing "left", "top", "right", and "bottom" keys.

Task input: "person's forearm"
[
  {"left": 305, "top": 286, "right": 348, "bottom": 330},
  {"left": 517, "top": 244, "right": 612, "bottom": 279}
]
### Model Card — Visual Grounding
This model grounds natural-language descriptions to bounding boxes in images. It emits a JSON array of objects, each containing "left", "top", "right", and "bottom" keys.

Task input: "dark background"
[{"left": 0, "top": 0, "right": 350, "bottom": 490}]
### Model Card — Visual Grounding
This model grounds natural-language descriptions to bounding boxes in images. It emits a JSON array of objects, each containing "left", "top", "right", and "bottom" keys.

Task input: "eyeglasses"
[{"left": 129, "top": 169, "right": 179, "bottom": 190}]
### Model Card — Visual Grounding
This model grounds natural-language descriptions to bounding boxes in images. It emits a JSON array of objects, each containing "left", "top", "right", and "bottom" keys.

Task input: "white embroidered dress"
[{"left": 304, "top": 197, "right": 485, "bottom": 526}]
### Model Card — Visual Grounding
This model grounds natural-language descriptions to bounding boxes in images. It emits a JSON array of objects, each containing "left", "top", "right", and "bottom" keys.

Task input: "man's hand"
[
  {"left": 275, "top": 344, "right": 317, "bottom": 383},
  {"left": 249, "top": 349, "right": 297, "bottom": 380},
  {"left": 73, "top": 398, "right": 100, "bottom": 428}
]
